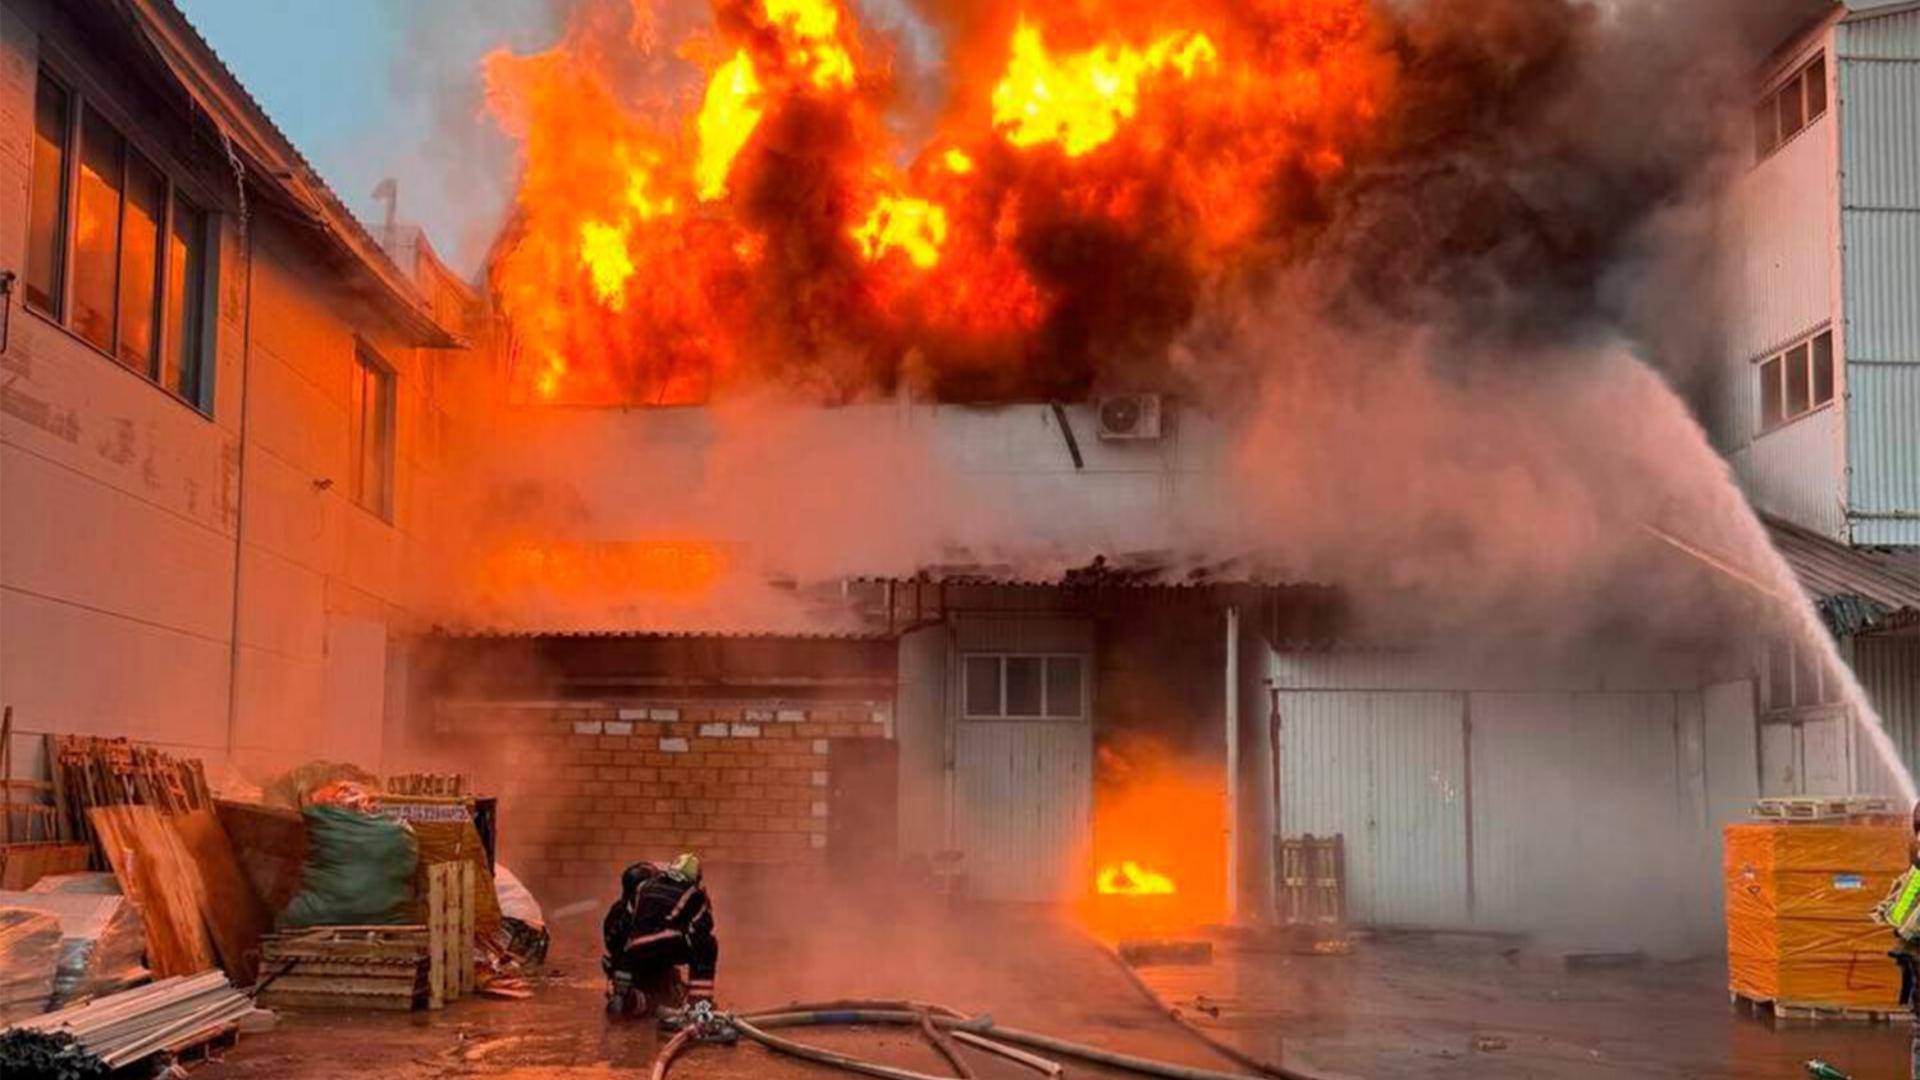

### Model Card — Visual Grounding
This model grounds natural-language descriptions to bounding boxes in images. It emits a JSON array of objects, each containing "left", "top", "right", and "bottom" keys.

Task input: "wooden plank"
[
  {"left": 457, "top": 860, "right": 475, "bottom": 998},
  {"left": 88, "top": 806, "right": 216, "bottom": 977},
  {"left": 0, "top": 841, "right": 91, "bottom": 890},
  {"left": 171, "top": 809, "right": 270, "bottom": 986},
  {"left": 267, "top": 973, "right": 425, "bottom": 996},
  {"left": 212, "top": 801, "right": 306, "bottom": 914},
  {"left": 255, "top": 989, "right": 420, "bottom": 1012},
  {"left": 426, "top": 864, "right": 446, "bottom": 1010}
]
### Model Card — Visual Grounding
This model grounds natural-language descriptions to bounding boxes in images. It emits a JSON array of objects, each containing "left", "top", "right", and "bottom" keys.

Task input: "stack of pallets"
[{"left": 256, "top": 927, "right": 429, "bottom": 1012}]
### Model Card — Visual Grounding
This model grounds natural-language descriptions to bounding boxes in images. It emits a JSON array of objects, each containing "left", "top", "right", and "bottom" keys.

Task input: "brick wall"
[{"left": 434, "top": 698, "right": 889, "bottom": 902}]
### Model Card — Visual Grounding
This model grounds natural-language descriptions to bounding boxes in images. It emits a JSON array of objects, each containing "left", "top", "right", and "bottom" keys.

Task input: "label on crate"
[{"left": 1833, "top": 873, "right": 1865, "bottom": 891}]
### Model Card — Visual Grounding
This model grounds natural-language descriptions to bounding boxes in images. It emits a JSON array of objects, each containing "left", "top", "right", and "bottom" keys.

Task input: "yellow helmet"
[{"left": 668, "top": 852, "right": 702, "bottom": 884}]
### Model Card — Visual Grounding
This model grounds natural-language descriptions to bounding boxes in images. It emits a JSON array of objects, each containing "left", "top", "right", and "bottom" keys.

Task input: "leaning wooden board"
[
  {"left": 171, "top": 809, "right": 269, "bottom": 985},
  {"left": 88, "top": 805, "right": 216, "bottom": 977}
]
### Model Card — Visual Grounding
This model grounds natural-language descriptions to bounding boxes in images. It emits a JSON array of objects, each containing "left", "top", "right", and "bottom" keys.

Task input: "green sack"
[{"left": 277, "top": 806, "right": 419, "bottom": 929}]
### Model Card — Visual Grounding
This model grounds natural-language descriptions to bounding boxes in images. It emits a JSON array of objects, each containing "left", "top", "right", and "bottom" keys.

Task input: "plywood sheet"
[
  {"left": 173, "top": 809, "right": 270, "bottom": 985},
  {"left": 88, "top": 806, "right": 215, "bottom": 977}
]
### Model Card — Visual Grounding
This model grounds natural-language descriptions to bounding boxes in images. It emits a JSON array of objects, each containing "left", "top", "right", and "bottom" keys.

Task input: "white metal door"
[{"left": 953, "top": 720, "right": 1092, "bottom": 901}]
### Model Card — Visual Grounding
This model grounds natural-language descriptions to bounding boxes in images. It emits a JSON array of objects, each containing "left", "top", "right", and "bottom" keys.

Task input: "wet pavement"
[
  {"left": 1128, "top": 928, "right": 1913, "bottom": 1079},
  {"left": 200, "top": 894, "right": 1247, "bottom": 1080}
]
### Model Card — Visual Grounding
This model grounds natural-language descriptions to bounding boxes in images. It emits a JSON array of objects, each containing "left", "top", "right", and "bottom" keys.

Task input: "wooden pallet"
[
  {"left": 1732, "top": 992, "right": 1901, "bottom": 1024},
  {"left": 426, "top": 860, "right": 475, "bottom": 1009},
  {"left": 1752, "top": 796, "right": 1895, "bottom": 821},
  {"left": 258, "top": 927, "right": 429, "bottom": 1012}
]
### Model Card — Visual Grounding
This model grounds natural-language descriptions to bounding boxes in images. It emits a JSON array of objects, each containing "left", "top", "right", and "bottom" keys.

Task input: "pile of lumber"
[
  {"left": 5, "top": 971, "right": 251, "bottom": 1071},
  {"left": 0, "top": 710, "right": 91, "bottom": 891},
  {"left": 257, "top": 927, "right": 430, "bottom": 1012},
  {"left": 0, "top": 908, "right": 61, "bottom": 1022},
  {"left": 14, "top": 874, "right": 148, "bottom": 1003},
  {"left": 55, "top": 736, "right": 210, "bottom": 841}
]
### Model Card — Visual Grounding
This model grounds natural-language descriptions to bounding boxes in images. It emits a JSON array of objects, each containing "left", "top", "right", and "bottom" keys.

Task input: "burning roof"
[{"left": 482, "top": 0, "right": 1394, "bottom": 405}]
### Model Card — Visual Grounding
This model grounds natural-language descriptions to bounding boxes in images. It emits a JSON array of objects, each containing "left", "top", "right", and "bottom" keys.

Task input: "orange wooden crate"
[{"left": 1724, "top": 822, "right": 1908, "bottom": 1009}]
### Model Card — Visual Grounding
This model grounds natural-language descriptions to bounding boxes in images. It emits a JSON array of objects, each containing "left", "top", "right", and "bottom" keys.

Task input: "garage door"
[{"left": 953, "top": 719, "right": 1092, "bottom": 901}]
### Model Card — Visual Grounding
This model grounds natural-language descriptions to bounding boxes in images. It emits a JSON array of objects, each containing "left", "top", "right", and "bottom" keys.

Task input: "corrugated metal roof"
[{"left": 1768, "top": 516, "right": 1920, "bottom": 633}]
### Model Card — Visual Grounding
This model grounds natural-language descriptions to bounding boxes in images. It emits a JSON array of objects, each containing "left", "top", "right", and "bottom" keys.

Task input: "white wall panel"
[{"left": 1741, "top": 407, "right": 1849, "bottom": 539}]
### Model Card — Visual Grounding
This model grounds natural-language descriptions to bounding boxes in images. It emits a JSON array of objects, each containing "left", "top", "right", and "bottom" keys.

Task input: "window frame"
[
  {"left": 24, "top": 63, "right": 217, "bottom": 417},
  {"left": 351, "top": 342, "right": 398, "bottom": 524},
  {"left": 1753, "top": 51, "right": 1830, "bottom": 165},
  {"left": 1755, "top": 328, "right": 1837, "bottom": 434},
  {"left": 961, "top": 652, "right": 1088, "bottom": 721}
]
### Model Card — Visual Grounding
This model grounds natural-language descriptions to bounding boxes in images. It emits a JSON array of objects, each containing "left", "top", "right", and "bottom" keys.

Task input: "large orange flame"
[{"left": 484, "top": 0, "right": 1395, "bottom": 403}]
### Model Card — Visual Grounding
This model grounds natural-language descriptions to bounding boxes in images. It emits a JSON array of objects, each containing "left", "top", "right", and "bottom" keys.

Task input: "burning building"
[{"left": 1, "top": 0, "right": 1917, "bottom": 976}]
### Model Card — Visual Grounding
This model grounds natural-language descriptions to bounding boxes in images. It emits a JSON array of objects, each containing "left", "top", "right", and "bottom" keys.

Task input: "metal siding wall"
[
  {"left": 952, "top": 617, "right": 1094, "bottom": 654},
  {"left": 1841, "top": 215, "right": 1920, "bottom": 360},
  {"left": 1276, "top": 692, "right": 1469, "bottom": 927},
  {"left": 895, "top": 624, "right": 949, "bottom": 859},
  {"left": 1841, "top": 9, "right": 1920, "bottom": 61},
  {"left": 1857, "top": 636, "right": 1920, "bottom": 777},
  {"left": 1847, "top": 365, "right": 1920, "bottom": 544},
  {"left": 1745, "top": 408, "right": 1851, "bottom": 538},
  {"left": 1565, "top": 694, "right": 1699, "bottom": 949},
  {"left": 1727, "top": 112, "right": 1839, "bottom": 364},
  {"left": 1468, "top": 693, "right": 1576, "bottom": 932},
  {"left": 1840, "top": 24, "right": 1920, "bottom": 541}
]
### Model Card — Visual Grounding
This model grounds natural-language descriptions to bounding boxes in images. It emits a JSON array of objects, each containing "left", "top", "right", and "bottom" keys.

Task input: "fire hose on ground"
[{"left": 649, "top": 998, "right": 1319, "bottom": 1080}]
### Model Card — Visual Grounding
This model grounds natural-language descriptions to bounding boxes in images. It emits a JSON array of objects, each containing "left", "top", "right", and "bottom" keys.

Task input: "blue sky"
[{"left": 176, "top": 1, "right": 557, "bottom": 274}]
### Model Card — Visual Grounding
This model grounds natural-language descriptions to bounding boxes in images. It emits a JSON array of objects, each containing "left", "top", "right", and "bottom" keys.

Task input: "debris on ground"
[
  {"left": 1472, "top": 1034, "right": 1509, "bottom": 1052},
  {"left": 1119, "top": 938, "right": 1213, "bottom": 967}
]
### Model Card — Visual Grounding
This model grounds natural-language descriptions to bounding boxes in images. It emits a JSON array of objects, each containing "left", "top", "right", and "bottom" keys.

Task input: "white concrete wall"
[{"left": 0, "top": 0, "right": 460, "bottom": 779}]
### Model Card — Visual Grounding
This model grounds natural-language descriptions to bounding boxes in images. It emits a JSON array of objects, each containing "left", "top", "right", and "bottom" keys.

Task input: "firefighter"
[
  {"left": 1876, "top": 802, "right": 1920, "bottom": 1078},
  {"left": 604, "top": 853, "right": 719, "bottom": 1008}
]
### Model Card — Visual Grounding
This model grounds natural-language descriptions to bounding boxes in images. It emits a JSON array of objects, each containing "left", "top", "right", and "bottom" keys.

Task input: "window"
[
  {"left": 25, "top": 71, "right": 213, "bottom": 409},
  {"left": 1754, "top": 52, "right": 1829, "bottom": 162},
  {"left": 963, "top": 654, "right": 1085, "bottom": 719},
  {"left": 1757, "top": 329, "right": 1835, "bottom": 433},
  {"left": 351, "top": 346, "right": 396, "bottom": 522},
  {"left": 27, "top": 74, "right": 70, "bottom": 314}
]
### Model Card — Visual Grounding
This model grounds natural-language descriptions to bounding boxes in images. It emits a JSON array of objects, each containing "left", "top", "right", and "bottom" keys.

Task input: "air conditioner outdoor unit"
[{"left": 1096, "top": 394, "right": 1163, "bottom": 440}]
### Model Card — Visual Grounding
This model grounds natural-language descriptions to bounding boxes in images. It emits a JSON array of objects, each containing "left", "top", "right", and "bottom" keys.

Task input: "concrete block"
[
  {"left": 810, "top": 770, "right": 828, "bottom": 787},
  {"left": 618, "top": 708, "right": 648, "bottom": 721},
  {"left": 776, "top": 709, "right": 807, "bottom": 723},
  {"left": 731, "top": 723, "right": 762, "bottom": 738},
  {"left": 810, "top": 801, "right": 828, "bottom": 818},
  {"left": 699, "top": 723, "right": 730, "bottom": 737},
  {"left": 659, "top": 737, "right": 690, "bottom": 753},
  {"left": 745, "top": 708, "right": 774, "bottom": 722},
  {"left": 572, "top": 720, "right": 604, "bottom": 736},
  {"left": 604, "top": 721, "right": 634, "bottom": 736},
  {"left": 811, "top": 739, "right": 829, "bottom": 754},
  {"left": 650, "top": 708, "right": 680, "bottom": 721}
]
